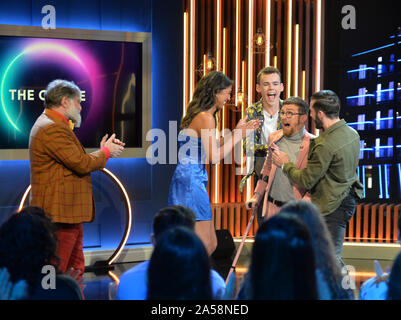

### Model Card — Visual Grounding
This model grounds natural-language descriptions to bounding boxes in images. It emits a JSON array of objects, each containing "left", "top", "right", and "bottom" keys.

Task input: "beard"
[
  {"left": 65, "top": 102, "right": 82, "bottom": 128},
  {"left": 314, "top": 116, "right": 323, "bottom": 130},
  {"left": 283, "top": 119, "right": 302, "bottom": 136}
]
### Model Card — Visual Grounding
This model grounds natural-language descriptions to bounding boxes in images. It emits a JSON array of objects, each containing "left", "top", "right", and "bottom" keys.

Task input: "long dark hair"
[
  {"left": 147, "top": 227, "right": 212, "bottom": 300},
  {"left": 181, "top": 71, "right": 233, "bottom": 129},
  {"left": 278, "top": 201, "right": 349, "bottom": 299},
  {"left": 0, "top": 206, "right": 59, "bottom": 295},
  {"left": 249, "top": 213, "right": 317, "bottom": 300}
]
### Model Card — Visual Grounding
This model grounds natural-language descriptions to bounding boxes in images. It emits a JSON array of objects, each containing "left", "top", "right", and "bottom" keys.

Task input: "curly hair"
[
  {"left": 180, "top": 71, "right": 233, "bottom": 129},
  {"left": 0, "top": 206, "right": 59, "bottom": 295}
]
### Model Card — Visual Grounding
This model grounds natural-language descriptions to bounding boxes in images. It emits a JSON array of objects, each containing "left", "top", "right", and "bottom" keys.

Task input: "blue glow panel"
[
  {"left": 398, "top": 164, "right": 401, "bottom": 198},
  {"left": 344, "top": 27, "right": 400, "bottom": 202}
]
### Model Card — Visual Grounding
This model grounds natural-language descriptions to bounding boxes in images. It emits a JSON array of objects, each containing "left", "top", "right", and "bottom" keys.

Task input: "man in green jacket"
[{"left": 272, "top": 90, "right": 363, "bottom": 267}]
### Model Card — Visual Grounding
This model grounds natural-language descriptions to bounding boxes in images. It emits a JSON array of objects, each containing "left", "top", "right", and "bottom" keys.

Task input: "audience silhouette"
[{"left": 0, "top": 206, "right": 82, "bottom": 300}]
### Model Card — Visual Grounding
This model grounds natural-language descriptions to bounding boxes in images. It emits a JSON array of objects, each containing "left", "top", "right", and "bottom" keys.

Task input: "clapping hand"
[{"left": 101, "top": 133, "right": 125, "bottom": 158}]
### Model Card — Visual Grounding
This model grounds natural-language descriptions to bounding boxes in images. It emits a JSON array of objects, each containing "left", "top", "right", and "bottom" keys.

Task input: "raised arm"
[{"left": 193, "top": 113, "right": 260, "bottom": 164}]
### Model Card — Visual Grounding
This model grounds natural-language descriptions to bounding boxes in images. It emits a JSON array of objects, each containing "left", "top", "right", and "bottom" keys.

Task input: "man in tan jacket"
[
  {"left": 29, "top": 79, "right": 124, "bottom": 280},
  {"left": 246, "top": 97, "right": 314, "bottom": 220}
]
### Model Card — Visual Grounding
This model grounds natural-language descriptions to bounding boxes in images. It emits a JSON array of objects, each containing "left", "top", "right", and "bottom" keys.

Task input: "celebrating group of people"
[
  {"left": 168, "top": 67, "right": 363, "bottom": 270},
  {"left": 0, "top": 65, "right": 387, "bottom": 300}
]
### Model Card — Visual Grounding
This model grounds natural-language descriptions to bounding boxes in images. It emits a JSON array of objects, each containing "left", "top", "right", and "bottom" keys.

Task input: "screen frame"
[{"left": 0, "top": 24, "right": 152, "bottom": 160}]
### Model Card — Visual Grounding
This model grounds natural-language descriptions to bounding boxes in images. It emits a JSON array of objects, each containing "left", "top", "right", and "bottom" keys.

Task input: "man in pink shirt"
[{"left": 246, "top": 97, "right": 315, "bottom": 220}]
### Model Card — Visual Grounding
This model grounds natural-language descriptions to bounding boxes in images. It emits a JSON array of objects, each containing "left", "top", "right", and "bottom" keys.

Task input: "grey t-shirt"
[{"left": 269, "top": 128, "right": 304, "bottom": 202}]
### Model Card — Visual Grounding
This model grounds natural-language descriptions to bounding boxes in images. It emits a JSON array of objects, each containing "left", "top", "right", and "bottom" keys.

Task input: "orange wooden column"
[
  {"left": 394, "top": 205, "right": 400, "bottom": 242},
  {"left": 370, "top": 204, "right": 378, "bottom": 242},
  {"left": 378, "top": 204, "right": 387, "bottom": 242},
  {"left": 386, "top": 204, "right": 394, "bottom": 243},
  {"left": 355, "top": 204, "right": 362, "bottom": 242}
]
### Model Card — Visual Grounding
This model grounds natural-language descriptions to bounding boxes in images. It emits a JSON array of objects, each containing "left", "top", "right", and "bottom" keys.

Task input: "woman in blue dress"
[{"left": 168, "top": 71, "right": 261, "bottom": 254}]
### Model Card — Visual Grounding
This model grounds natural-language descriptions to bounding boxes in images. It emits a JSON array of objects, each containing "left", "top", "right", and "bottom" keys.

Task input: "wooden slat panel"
[
  {"left": 240, "top": 205, "right": 247, "bottom": 235},
  {"left": 234, "top": 204, "right": 241, "bottom": 237},
  {"left": 215, "top": 206, "right": 221, "bottom": 230},
  {"left": 222, "top": 205, "right": 228, "bottom": 230},
  {"left": 229, "top": 204, "right": 235, "bottom": 236},
  {"left": 247, "top": 208, "right": 254, "bottom": 237},
  {"left": 394, "top": 205, "right": 400, "bottom": 243},
  {"left": 363, "top": 204, "right": 369, "bottom": 242},
  {"left": 212, "top": 202, "right": 399, "bottom": 241},
  {"left": 253, "top": 208, "right": 259, "bottom": 235},
  {"left": 386, "top": 204, "right": 394, "bottom": 243},
  {"left": 347, "top": 209, "right": 354, "bottom": 241},
  {"left": 355, "top": 203, "right": 362, "bottom": 242},
  {"left": 371, "top": 204, "right": 378, "bottom": 242},
  {"left": 378, "top": 204, "right": 386, "bottom": 242}
]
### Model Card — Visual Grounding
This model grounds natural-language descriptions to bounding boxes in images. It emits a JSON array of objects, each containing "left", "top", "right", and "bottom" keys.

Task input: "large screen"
[
  {"left": 341, "top": 30, "right": 400, "bottom": 201},
  {"left": 0, "top": 26, "right": 151, "bottom": 159}
]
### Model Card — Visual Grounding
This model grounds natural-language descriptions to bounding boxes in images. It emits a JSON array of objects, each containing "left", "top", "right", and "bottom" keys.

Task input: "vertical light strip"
[
  {"left": 302, "top": 70, "right": 306, "bottom": 100},
  {"left": 314, "top": 0, "right": 322, "bottom": 137},
  {"left": 265, "top": 0, "right": 271, "bottom": 66},
  {"left": 223, "top": 28, "right": 227, "bottom": 74},
  {"left": 248, "top": 0, "right": 254, "bottom": 108},
  {"left": 247, "top": 0, "right": 254, "bottom": 201},
  {"left": 242, "top": 61, "right": 246, "bottom": 117},
  {"left": 189, "top": 0, "right": 195, "bottom": 99},
  {"left": 222, "top": 27, "right": 227, "bottom": 137},
  {"left": 214, "top": 0, "right": 222, "bottom": 204},
  {"left": 273, "top": 55, "right": 277, "bottom": 68},
  {"left": 398, "top": 164, "right": 401, "bottom": 198},
  {"left": 183, "top": 12, "right": 188, "bottom": 117},
  {"left": 378, "top": 164, "right": 383, "bottom": 199},
  {"left": 286, "top": 0, "right": 292, "bottom": 98},
  {"left": 203, "top": 54, "right": 207, "bottom": 76},
  {"left": 216, "top": 0, "right": 221, "bottom": 71},
  {"left": 384, "top": 164, "right": 389, "bottom": 199},
  {"left": 315, "top": 0, "right": 322, "bottom": 92},
  {"left": 235, "top": 0, "right": 240, "bottom": 106},
  {"left": 294, "top": 24, "right": 299, "bottom": 97}
]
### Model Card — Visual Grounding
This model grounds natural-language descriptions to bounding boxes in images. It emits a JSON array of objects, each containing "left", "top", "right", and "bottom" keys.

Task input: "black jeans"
[{"left": 324, "top": 189, "right": 357, "bottom": 269}]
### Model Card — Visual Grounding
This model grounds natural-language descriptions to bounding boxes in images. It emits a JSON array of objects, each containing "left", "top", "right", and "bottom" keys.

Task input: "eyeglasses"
[{"left": 279, "top": 111, "right": 305, "bottom": 118}]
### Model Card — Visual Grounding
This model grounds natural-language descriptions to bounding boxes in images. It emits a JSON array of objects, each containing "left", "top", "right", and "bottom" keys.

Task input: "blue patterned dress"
[{"left": 168, "top": 133, "right": 212, "bottom": 221}]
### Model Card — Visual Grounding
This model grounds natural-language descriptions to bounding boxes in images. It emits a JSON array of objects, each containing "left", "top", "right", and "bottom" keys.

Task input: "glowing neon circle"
[{"left": 0, "top": 42, "right": 90, "bottom": 133}]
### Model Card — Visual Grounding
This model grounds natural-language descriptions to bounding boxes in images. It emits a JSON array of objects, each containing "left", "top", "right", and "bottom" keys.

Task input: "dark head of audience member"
[
  {"left": 278, "top": 200, "right": 351, "bottom": 299},
  {"left": 151, "top": 205, "right": 196, "bottom": 243},
  {"left": 147, "top": 226, "right": 212, "bottom": 300},
  {"left": 0, "top": 206, "right": 82, "bottom": 300},
  {"left": 0, "top": 206, "right": 59, "bottom": 296},
  {"left": 387, "top": 251, "right": 401, "bottom": 300},
  {"left": 248, "top": 213, "right": 317, "bottom": 300}
]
